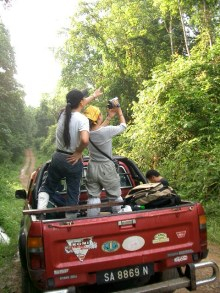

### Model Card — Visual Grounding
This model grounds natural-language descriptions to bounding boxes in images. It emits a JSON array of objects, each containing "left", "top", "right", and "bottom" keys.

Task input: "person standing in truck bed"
[
  {"left": 83, "top": 101, "right": 126, "bottom": 216},
  {"left": 37, "top": 88, "right": 102, "bottom": 219}
]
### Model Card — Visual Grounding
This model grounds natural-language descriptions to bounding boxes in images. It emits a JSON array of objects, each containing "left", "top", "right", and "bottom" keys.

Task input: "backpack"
[{"left": 124, "top": 182, "right": 181, "bottom": 209}]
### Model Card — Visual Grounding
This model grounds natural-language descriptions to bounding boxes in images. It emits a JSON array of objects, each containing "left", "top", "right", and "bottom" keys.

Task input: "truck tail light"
[
  {"left": 199, "top": 215, "right": 207, "bottom": 230},
  {"left": 199, "top": 214, "right": 207, "bottom": 241},
  {"left": 28, "top": 237, "right": 45, "bottom": 269},
  {"left": 198, "top": 214, "right": 208, "bottom": 259}
]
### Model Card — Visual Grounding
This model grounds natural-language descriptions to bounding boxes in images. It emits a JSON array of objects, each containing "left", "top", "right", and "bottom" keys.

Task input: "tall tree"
[
  {"left": 121, "top": 39, "right": 220, "bottom": 196},
  {"left": 0, "top": 22, "right": 29, "bottom": 161},
  {"left": 177, "top": 0, "right": 191, "bottom": 56},
  {"left": 57, "top": 0, "right": 172, "bottom": 119},
  {"left": 190, "top": 0, "right": 219, "bottom": 48},
  {"left": 153, "top": 0, "right": 186, "bottom": 55}
]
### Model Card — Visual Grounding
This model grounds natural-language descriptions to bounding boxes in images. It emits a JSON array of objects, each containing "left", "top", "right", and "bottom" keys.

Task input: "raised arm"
[{"left": 83, "top": 87, "right": 103, "bottom": 106}]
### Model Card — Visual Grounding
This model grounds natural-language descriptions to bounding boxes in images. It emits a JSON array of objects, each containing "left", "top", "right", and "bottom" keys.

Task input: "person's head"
[
  {"left": 145, "top": 169, "right": 161, "bottom": 183},
  {"left": 63, "top": 89, "right": 87, "bottom": 148},
  {"left": 84, "top": 105, "right": 102, "bottom": 128},
  {"left": 66, "top": 89, "right": 86, "bottom": 110}
]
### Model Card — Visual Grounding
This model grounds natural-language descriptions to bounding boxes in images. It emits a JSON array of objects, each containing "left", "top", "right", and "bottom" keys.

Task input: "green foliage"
[
  {"left": 40, "top": 124, "right": 57, "bottom": 156},
  {"left": 120, "top": 38, "right": 220, "bottom": 215},
  {"left": 0, "top": 22, "right": 36, "bottom": 162},
  {"left": 161, "top": 139, "right": 220, "bottom": 200},
  {"left": 34, "top": 94, "right": 58, "bottom": 139},
  {"left": 0, "top": 162, "right": 24, "bottom": 267},
  {"left": 57, "top": 0, "right": 173, "bottom": 120},
  {"left": 33, "top": 88, "right": 69, "bottom": 152},
  {"left": 0, "top": 22, "right": 15, "bottom": 73},
  {"left": 205, "top": 200, "right": 220, "bottom": 244},
  {"left": 56, "top": 0, "right": 220, "bottom": 122}
]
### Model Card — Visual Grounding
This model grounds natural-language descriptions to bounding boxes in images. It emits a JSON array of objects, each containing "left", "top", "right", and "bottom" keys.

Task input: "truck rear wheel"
[{"left": 21, "top": 266, "right": 41, "bottom": 293}]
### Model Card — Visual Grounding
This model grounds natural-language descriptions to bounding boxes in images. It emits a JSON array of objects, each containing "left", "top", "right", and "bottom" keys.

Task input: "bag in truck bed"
[{"left": 125, "top": 182, "right": 181, "bottom": 209}]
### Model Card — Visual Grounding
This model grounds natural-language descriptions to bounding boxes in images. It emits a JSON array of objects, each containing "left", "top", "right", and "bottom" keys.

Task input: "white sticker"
[
  {"left": 122, "top": 236, "right": 145, "bottom": 251},
  {"left": 65, "top": 237, "right": 97, "bottom": 262},
  {"left": 174, "top": 255, "right": 188, "bottom": 263},
  {"left": 176, "top": 231, "right": 186, "bottom": 238},
  {"left": 54, "top": 268, "right": 69, "bottom": 275}
]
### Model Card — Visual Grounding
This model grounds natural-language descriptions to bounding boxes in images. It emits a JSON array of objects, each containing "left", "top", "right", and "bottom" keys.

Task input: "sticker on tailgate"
[
  {"left": 176, "top": 231, "right": 186, "bottom": 238},
  {"left": 96, "top": 263, "right": 154, "bottom": 284},
  {"left": 102, "top": 241, "right": 120, "bottom": 253},
  {"left": 122, "top": 236, "right": 145, "bottom": 251},
  {"left": 152, "top": 233, "right": 169, "bottom": 244},
  {"left": 65, "top": 237, "right": 97, "bottom": 262}
]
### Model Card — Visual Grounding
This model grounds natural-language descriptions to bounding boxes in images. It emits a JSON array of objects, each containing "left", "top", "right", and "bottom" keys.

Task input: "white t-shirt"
[{"left": 56, "top": 111, "right": 89, "bottom": 153}]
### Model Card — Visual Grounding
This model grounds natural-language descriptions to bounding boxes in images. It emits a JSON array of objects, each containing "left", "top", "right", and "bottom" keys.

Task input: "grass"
[
  {"left": 0, "top": 162, "right": 25, "bottom": 292},
  {"left": 204, "top": 200, "right": 220, "bottom": 245},
  {"left": 0, "top": 151, "right": 49, "bottom": 271},
  {"left": 0, "top": 162, "right": 24, "bottom": 260}
]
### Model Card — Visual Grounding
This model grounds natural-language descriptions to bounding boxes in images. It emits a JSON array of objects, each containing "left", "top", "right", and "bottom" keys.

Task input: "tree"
[
  {"left": 0, "top": 22, "right": 30, "bottom": 161},
  {"left": 34, "top": 86, "right": 68, "bottom": 152},
  {"left": 57, "top": 0, "right": 172, "bottom": 120},
  {"left": 121, "top": 38, "right": 220, "bottom": 199}
]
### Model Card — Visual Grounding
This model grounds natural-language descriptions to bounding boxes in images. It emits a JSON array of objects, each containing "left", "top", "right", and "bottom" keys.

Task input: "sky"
[{"left": 0, "top": 0, "right": 80, "bottom": 107}]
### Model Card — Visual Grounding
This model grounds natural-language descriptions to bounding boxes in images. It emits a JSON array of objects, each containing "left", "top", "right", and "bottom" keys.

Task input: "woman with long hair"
[{"left": 37, "top": 88, "right": 102, "bottom": 219}]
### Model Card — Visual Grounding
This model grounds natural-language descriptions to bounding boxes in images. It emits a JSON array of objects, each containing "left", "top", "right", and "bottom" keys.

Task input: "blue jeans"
[{"left": 39, "top": 152, "right": 83, "bottom": 206}]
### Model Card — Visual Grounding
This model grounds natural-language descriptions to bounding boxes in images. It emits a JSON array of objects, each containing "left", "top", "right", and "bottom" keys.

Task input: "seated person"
[{"left": 145, "top": 169, "right": 169, "bottom": 187}]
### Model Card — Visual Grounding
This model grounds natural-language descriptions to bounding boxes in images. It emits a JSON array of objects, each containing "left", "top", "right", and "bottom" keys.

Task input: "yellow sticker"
[{"left": 152, "top": 233, "right": 169, "bottom": 244}]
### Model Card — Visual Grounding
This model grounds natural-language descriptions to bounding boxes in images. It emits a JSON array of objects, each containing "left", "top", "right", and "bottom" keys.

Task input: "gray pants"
[{"left": 86, "top": 160, "right": 123, "bottom": 216}]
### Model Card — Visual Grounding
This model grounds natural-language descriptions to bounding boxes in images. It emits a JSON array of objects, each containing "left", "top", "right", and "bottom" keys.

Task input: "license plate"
[{"left": 96, "top": 263, "right": 154, "bottom": 284}]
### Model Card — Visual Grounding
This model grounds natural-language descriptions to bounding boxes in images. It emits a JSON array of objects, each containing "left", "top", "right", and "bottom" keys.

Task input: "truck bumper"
[
  {"left": 43, "top": 261, "right": 219, "bottom": 293},
  {"left": 112, "top": 261, "right": 219, "bottom": 293}
]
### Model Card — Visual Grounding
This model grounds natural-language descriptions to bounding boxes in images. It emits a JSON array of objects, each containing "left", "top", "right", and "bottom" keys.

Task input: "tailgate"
[{"left": 42, "top": 204, "right": 202, "bottom": 286}]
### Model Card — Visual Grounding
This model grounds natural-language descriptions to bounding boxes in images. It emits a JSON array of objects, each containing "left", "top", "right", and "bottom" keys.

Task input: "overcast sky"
[{"left": 0, "top": 0, "right": 79, "bottom": 107}]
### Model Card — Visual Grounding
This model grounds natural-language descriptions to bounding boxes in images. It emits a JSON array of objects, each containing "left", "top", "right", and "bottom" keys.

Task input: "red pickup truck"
[{"left": 15, "top": 156, "right": 219, "bottom": 293}]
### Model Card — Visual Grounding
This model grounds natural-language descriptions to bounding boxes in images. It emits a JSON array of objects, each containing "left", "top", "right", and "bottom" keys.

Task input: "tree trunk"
[
  {"left": 164, "top": 14, "right": 174, "bottom": 56},
  {"left": 169, "top": 16, "right": 174, "bottom": 55},
  {"left": 202, "top": 0, "right": 213, "bottom": 47},
  {"left": 178, "top": 0, "right": 190, "bottom": 57}
]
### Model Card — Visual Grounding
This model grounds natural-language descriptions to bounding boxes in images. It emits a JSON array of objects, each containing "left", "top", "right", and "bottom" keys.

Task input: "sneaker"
[
  {"left": 65, "top": 212, "right": 78, "bottom": 219},
  {"left": 118, "top": 205, "right": 132, "bottom": 213}
]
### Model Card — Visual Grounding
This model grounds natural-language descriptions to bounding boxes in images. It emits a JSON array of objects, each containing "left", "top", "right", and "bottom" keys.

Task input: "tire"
[
  {"left": 19, "top": 232, "right": 27, "bottom": 270},
  {"left": 21, "top": 266, "right": 41, "bottom": 293},
  {"left": 158, "top": 268, "right": 180, "bottom": 293}
]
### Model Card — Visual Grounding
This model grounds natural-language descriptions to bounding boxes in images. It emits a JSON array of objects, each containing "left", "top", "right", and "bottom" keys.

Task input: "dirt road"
[
  {"left": 5, "top": 149, "right": 220, "bottom": 292},
  {"left": 19, "top": 148, "right": 36, "bottom": 189}
]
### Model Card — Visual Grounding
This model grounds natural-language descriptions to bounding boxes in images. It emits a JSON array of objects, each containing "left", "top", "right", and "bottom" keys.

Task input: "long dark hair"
[
  {"left": 63, "top": 89, "right": 84, "bottom": 148},
  {"left": 63, "top": 103, "right": 72, "bottom": 148}
]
